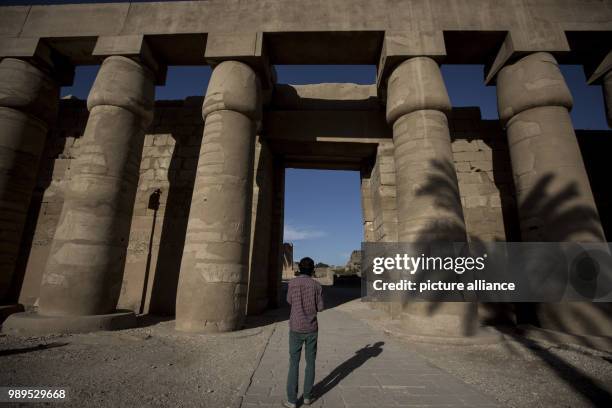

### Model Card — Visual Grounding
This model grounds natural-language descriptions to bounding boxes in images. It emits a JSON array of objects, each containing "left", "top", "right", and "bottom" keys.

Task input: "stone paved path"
[{"left": 241, "top": 307, "right": 501, "bottom": 407}]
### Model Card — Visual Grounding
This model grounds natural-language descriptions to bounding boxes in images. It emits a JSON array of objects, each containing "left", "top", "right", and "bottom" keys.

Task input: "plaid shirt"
[{"left": 287, "top": 274, "right": 324, "bottom": 333}]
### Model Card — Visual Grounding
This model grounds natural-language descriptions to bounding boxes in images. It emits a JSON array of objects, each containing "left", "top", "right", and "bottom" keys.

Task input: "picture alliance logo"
[
  {"left": 364, "top": 243, "right": 612, "bottom": 302},
  {"left": 371, "top": 253, "right": 488, "bottom": 275}
]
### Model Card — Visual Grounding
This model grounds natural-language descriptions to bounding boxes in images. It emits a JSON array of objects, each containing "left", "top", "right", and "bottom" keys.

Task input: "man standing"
[{"left": 284, "top": 257, "right": 324, "bottom": 408}]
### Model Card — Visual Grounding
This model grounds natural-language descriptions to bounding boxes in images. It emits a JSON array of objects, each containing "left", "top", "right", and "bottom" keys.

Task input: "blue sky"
[{"left": 59, "top": 63, "right": 608, "bottom": 265}]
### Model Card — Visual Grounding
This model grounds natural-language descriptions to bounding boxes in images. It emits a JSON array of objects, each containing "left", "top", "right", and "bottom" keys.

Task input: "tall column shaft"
[
  {"left": 386, "top": 57, "right": 475, "bottom": 336},
  {"left": 0, "top": 58, "right": 59, "bottom": 303},
  {"left": 176, "top": 61, "right": 261, "bottom": 333},
  {"left": 497, "top": 52, "right": 605, "bottom": 242},
  {"left": 38, "top": 56, "right": 154, "bottom": 316},
  {"left": 497, "top": 52, "right": 610, "bottom": 337},
  {"left": 386, "top": 57, "right": 466, "bottom": 242}
]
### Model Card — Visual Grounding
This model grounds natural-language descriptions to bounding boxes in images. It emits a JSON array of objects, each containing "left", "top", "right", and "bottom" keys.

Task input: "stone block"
[
  {"left": 489, "top": 194, "right": 502, "bottom": 208},
  {"left": 379, "top": 172, "right": 395, "bottom": 186},
  {"left": 2, "top": 310, "right": 136, "bottom": 336},
  {"left": 454, "top": 162, "right": 471, "bottom": 172},
  {"left": 471, "top": 160, "right": 493, "bottom": 172},
  {"left": 379, "top": 186, "right": 396, "bottom": 198},
  {"left": 205, "top": 32, "right": 262, "bottom": 60},
  {"left": 153, "top": 134, "right": 170, "bottom": 146},
  {"left": 140, "top": 169, "right": 154, "bottom": 180},
  {"left": 51, "top": 160, "right": 70, "bottom": 179},
  {"left": 458, "top": 172, "right": 483, "bottom": 184},
  {"left": 465, "top": 196, "right": 488, "bottom": 208},
  {"left": 453, "top": 150, "right": 487, "bottom": 162},
  {"left": 452, "top": 139, "right": 480, "bottom": 152}
]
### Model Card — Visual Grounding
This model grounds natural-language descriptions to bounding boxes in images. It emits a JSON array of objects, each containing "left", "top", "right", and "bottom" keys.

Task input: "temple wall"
[
  {"left": 368, "top": 141, "right": 398, "bottom": 243},
  {"left": 17, "top": 97, "right": 205, "bottom": 314},
  {"left": 450, "top": 108, "right": 519, "bottom": 242}
]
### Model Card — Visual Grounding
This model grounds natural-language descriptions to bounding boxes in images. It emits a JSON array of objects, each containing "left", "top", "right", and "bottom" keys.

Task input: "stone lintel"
[
  {"left": 205, "top": 32, "right": 263, "bottom": 61},
  {"left": 272, "top": 83, "right": 379, "bottom": 111},
  {"left": 586, "top": 51, "right": 612, "bottom": 85},
  {"left": 0, "top": 37, "right": 74, "bottom": 85},
  {"left": 93, "top": 35, "right": 166, "bottom": 85},
  {"left": 484, "top": 30, "right": 570, "bottom": 85},
  {"left": 205, "top": 32, "right": 275, "bottom": 91},
  {"left": 0, "top": 6, "right": 29, "bottom": 37},
  {"left": 376, "top": 30, "right": 446, "bottom": 92}
]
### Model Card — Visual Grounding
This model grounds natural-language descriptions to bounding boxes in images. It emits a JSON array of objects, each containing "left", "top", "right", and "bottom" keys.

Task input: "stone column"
[
  {"left": 0, "top": 58, "right": 58, "bottom": 312},
  {"left": 386, "top": 57, "right": 477, "bottom": 336},
  {"left": 497, "top": 52, "right": 605, "bottom": 243},
  {"left": 176, "top": 61, "right": 261, "bottom": 333},
  {"left": 3, "top": 56, "right": 155, "bottom": 335},
  {"left": 386, "top": 57, "right": 466, "bottom": 242},
  {"left": 497, "top": 52, "right": 610, "bottom": 338}
]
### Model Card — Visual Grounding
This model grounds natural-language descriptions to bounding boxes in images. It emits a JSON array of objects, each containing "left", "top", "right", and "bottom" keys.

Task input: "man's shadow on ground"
[{"left": 311, "top": 341, "right": 384, "bottom": 400}]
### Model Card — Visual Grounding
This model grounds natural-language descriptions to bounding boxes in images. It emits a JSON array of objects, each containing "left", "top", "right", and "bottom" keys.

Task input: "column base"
[
  {"left": 510, "top": 324, "right": 612, "bottom": 353},
  {"left": 0, "top": 304, "right": 25, "bottom": 324},
  {"left": 2, "top": 310, "right": 136, "bottom": 336},
  {"left": 384, "top": 322, "right": 504, "bottom": 345},
  {"left": 399, "top": 302, "right": 481, "bottom": 337},
  {"left": 387, "top": 311, "right": 503, "bottom": 345}
]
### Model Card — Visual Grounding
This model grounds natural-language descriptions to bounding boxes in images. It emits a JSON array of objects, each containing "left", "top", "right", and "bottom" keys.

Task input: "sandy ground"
[
  {"left": 406, "top": 338, "right": 612, "bottom": 408},
  {"left": 0, "top": 317, "right": 274, "bottom": 408}
]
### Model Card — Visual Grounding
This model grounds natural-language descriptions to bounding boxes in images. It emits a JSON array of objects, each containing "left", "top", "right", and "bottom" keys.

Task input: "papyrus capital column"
[
  {"left": 386, "top": 57, "right": 475, "bottom": 336},
  {"left": 176, "top": 61, "right": 261, "bottom": 333},
  {"left": 0, "top": 57, "right": 59, "bottom": 305},
  {"left": 36, "top": 56, "right": 154, "bottom": 321},
  {"left": 386, "top": 57, "right": 466, "bottom": 243},
  {"left": 497, "top": 52, "right": 605, "bottom": 243},
  {"left": 497, "top": 52, "right": 610, "bottom": 337}
]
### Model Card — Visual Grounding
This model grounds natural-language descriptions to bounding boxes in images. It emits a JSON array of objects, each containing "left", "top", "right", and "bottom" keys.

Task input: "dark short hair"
[{"left": 298, "top": 257, "right": 315, "bottom": 275}]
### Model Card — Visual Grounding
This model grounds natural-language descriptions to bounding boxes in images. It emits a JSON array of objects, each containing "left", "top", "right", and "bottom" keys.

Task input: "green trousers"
[{"left": 286, "top": 330, "right": 318, "bottom": 404}]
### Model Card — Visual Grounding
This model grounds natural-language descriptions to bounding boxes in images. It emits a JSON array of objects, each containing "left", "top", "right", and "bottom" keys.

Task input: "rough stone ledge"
[{"left": 1, "top": 309, "right": 136, "bottom": 336}]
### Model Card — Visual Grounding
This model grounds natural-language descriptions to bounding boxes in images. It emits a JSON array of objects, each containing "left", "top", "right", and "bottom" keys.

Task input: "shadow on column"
[
  {"left": 10, "top": 98, "right": 85, "bottom": 306},
  {"left": 494, "top": 168, "right": 612, "bottom": 406},
  {"left": 456, "top": 120, "right": 520, "bottom": 326},
  {"left": 400, "top": 158, "right": 469, "bottom": 324},
  {"left": 401, "top": 153, "right": 611, "bottom": 319},
  {"left": 404, "top": 152, "right": 612, "bottom": 403}
]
